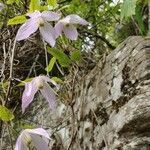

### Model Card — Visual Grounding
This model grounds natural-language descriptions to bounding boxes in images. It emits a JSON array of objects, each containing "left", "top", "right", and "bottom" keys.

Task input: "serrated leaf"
[
  {"left": 47, "top": 47, "right": 71, "bottom": 67},
  {"left": 51, "top": 77, "right": 63, "bottom": 83},
  {"left": 8, "top": 15, "right": 27, "bottom": 25},
  {"left": 70, "top": 50, "right": 81, "bottom": 61},
  {"left": 45, "top": 57, "right": 56, "bottom": 72},
  {"left": 17, "top": 78, "right": 33, "bottom": 86},
  {"left": 121, "top": 0, "right": 137, "bottom": 20},
  {"left": 29, "top": 0, "right": 40, "bottom": 12},
  {"left": 0, "top": 106, "right": 14, "bottom": 121}
]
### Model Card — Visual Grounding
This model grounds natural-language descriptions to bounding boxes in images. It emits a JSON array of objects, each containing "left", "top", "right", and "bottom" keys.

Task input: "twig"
[
  {"left": 43, "top": 39, "right": 49, "bottom": 76},
  {"left": 91, "top": 108, "right": 109, "bottom": 150},
  {"left": 5, "top": 39, "right": 17, "bottom": 105}
]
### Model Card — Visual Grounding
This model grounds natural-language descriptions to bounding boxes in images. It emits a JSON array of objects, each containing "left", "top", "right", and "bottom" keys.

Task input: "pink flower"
[
  {"left": 16, "top": 11, "right": 61, "bottom": 47},
  {"left": 22, "top": 75, "right": 59, "bottom": 113},
  {"left": 54, "top": 14, "right": 89, "bottom": 40},
  {"left": 14, "top": 128, "right": 50, "bottom": 150}
]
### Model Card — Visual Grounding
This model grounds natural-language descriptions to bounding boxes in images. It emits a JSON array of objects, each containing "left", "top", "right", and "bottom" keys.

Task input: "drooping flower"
[
  {"left": 22, "top": 75, "right": 59, "bottom": 113},
  {"left": 14, "top": 128, "right": 50, "bottom": 150},
  {"left": 0, "top": 3, "right": 4, "bottom": 11},
  {"left": 54, "top": 14, "right": 89, "bottom": 40},
  {"left": 16, "top": 11, "right": 61, "bottom": 47}
]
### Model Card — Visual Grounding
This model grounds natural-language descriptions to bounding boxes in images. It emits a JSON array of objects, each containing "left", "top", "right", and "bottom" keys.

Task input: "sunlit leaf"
[
  {"left": 17, "top": 78, "right": 33, "bottom": 86},
  {"left": 45, "top": 57, "right": 56, "bottom": 72},
  {"left": 51, "top": 77, "right": 63, "bottom": 83},
  {"left": 0, "top": 106, "right": 14, "bottom": 121},
  {"left": 47, "top": 0, "right": 57, "bottom": 7},
  {"left": 29, "top": 0, "right": 40, "bottom": 12},
  {"left": 8, "top": 15, "right": 27, "bottom": 25}
]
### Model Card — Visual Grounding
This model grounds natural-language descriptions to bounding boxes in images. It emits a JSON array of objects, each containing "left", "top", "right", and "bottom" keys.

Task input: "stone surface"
[{"left": 0, "top": 36, "right": 150, "bottom": 150}]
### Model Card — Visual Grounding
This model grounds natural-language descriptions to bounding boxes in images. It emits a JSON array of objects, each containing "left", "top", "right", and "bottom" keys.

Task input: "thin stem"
[
  {"left": 43, "top": 39, "right": 49, "bottom": 76},
  {"left": 7, "top": 123, "right": 13, "bottom": 150},
  {"left": 5, "top": 39, "right": 17, "bottom": 105}
]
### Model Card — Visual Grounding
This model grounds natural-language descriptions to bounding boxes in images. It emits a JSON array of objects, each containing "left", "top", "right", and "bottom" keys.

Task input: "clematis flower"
[
  {"left": 0, "top": 3, "right": 4, "bottom": 11},
  {"left": 14, "top": 128, "right": 50, "bottom": 150},
  {"left": 22, "top": 75, "right": 59, "bottom": 113},
  {"left": 16, "top": 11, "right": 61, "bottom": 47},
  {"left": 54, "top": 14, "right": 89, "bottom": 40}
]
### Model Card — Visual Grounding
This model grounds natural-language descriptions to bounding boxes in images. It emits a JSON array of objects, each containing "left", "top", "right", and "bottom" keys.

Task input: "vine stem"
[{"left": 5, "top": 39, "right": 17, "bottom": 105}]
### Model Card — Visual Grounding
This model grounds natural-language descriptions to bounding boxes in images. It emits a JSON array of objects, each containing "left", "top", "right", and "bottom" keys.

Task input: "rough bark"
[{"left": 1, "top": 36, "right": 150, "bottom": 150}]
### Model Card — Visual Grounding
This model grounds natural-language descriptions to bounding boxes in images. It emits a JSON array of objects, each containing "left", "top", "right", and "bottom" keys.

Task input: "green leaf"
[
  {"left": 0, "top": 106, "right": 14, "bottom": 121},
  {"left": 51, "top": 77, "right": 63, "bottom": 83},
  {"left": 7, "top": 0, "right": 20, "bottom": 4},
  {"left": 135, "top": 5, "right": 146, "bottom": 35},
  {"left": 47, "top": 0, "right": 57, "bottom": 7},
  {"left": 121, "top": 0, "right": 137, "bottom": 20},
  {"left": 8, "top": 15, "right": 27, "bottom": 25},
  {"left": 17, "top": 78, "right": 33, "bottom": 86},
  {"left": 45, "top": 57, "right": 56, "bottom": 72},
  {"left": 29, "top": 0, "right": 40, "bottom": 12},
  {"left": 47, "top": 47, "right": 71, "bottom": 67},
  {"left": 70, "top": 50, "right": 81, "bottom": 61}
]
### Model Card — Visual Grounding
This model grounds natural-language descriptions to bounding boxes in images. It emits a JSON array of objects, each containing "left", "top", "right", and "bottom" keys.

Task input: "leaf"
[
  {"left": 29, "top": 0, "right": 40, "bottom": 12},
  {"left": 135, "top": 4, "right": 146, "bottom": 35},
  {"left": 47, "top": 0, "right": 57, "bottom": 7},
  {"left": 7, "top": 0, "right": 20, "bottom": 4},
  {"left": 70, "top": 50, "right": 81, "bottom": 61},
  {"left": 45, "top": 57, "right": 56, "bottom": 72},
  {"left": 17, "top": 78, "right": 33, "bottom": 86},
  {"left": 0, "top": 106, "right": 14, "bottom": 121},
  {"left": 51, "top": 77, "right": 63, "bottom": 83},
  {"left": 120, "top": 0, "right": 137, "bottom": 20},
  {"left": 8, "top": 15, "right": 27, "bottom": 25},
  {"left": 47, "top": 47, "right": 71, "bottom": 67}
]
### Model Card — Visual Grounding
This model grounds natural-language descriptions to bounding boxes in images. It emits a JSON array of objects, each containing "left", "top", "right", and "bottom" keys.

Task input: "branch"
[{"left": 80, "top": 30, "right": 116, "bottom": 50}]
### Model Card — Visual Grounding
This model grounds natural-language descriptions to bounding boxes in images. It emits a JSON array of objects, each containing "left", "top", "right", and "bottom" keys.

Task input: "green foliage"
[
  {"left": 17, "top": 78, "right": 33, "bottom": 86},
  {"left": 47, "top": 47, "right": 71, "bottom": 67},
  {"left": 8, "top": 15, "right": 27, "bottom": 25},
  {"left": 29, "top": 0, "right": 41, "bottom": 12},
  {"left": 51, "top": 77, "right": 63, "bottom": 83},
  {"left": 121, "top": 0, "right": 137, "bottom": 20},
  {"left": 45, "top": 57, "right": 56, "bottom": 72},
  {"left": 7, "top": 0, "right": 20, "bottom": 4},
  {"left": 70, "top": 50, "right": 81, "bottom": 61},
  {"left": 0, "top": 106, "right": 14, "bottom": 121},
  {"left": 47, "top": 0, "right": 57, "bottom": 7}
]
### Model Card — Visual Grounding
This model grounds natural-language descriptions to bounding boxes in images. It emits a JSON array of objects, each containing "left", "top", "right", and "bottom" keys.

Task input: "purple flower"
[
  {"left": 14, "top": 128, "right": 50, "bottom": 150},
  {"left": 22, "top": 75, "right": 59, "bottom": 113},
  {"left": 16, "top": 11, "right": 61, "bottom": 47},
  {"left": 0, "top": 3, "right": 4, "bottom": 11},
  {"left": 54, "top": 14, "right": 89, "bottom": 40}
]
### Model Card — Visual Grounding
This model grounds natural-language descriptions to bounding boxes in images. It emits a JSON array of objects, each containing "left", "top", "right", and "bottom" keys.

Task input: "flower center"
[
  {"left": 35, "top": 77, "right": 44, "bottom": 89},
  {"left": 37, "top": 17, "right": 44, "bottom": 27},
  {"left": 22, "top": 132, "right": 32, "bottom": 144}
]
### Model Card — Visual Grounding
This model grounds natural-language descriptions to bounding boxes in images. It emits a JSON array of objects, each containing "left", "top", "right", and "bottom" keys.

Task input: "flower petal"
[
  {"left": 27, "top": 128, "right": 50, "bottom": 139},
  {"left": 54, "top": 22, "right": 64, "bottom": 38},
  {"left": 30, "top": 134, "right": 49, "bottom": 150},
  {"left": 42, "top": 11, "right": 61, "bottom": 21},
  {"left": 22, "top": 80, "right": 38, "bottom": 113},
  {"left": 66, "top": 14, "right": 89, "bottom": 25},
  {"left": 63, "top": 25, "right": 78, "bottom": 40},
  {"left": 40, "top": 76, "right": 59, "bottom": 89},
  {"left": 27, "top": 11, "right": 41, "bottom": 19},
  {"left": 16, "top": 18, "right": 38, "bottom": 41},
  {"left": 39, "top": 22, "right": 56, "bottom": 47},
  {"left": 40, "top": 83, "right": 56, "bottom": 110},
  {"left": 14, "top": 134, "right": 26, "bottom": 150}
]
